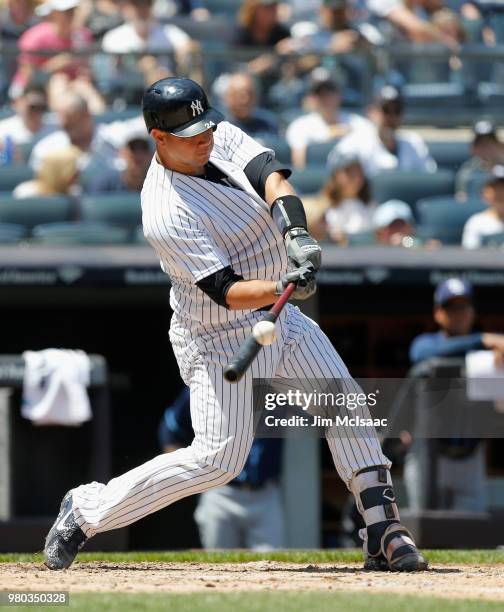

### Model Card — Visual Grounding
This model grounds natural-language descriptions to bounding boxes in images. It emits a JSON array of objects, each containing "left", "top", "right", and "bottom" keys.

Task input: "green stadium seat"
[
  {"left": 0, "top": 222, "right": 26, "bottom": 244},
  {"left": 0, "top": 196, "right": 75, "bottom": 229},
  {"left": 289, "top": 168, "right": 328, "bottom": 195},
  {"left": 81, "top": 193, "right": 142, "bottom": 229},
  {"left": 32, "top": 222, "right": 130, "bottom": 245},
  {"left": 426, "top": 141, "right": 471, "bottom": 172},
  {"left": 306, "top": 140, "right": 340, "bottom": 167},
  {"left": 416, "top": 196, "right": 485, "bottom": 245},
  {"left": 481, "top": 232, "right": 504, "bottom": 247},
  {"left": 371, "top": 169, "right": 455, "bottom": 212},
  {"left": 0, "top": 165, "right": 34, "bottom": 192}
]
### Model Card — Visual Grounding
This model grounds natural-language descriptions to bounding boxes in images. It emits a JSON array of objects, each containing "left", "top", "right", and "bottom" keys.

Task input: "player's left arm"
[
  {"left": 264, "top": 171, "right": 322, "bottom": 273},
  {"left": 242, "top": 151, "right": 322, "bottom": 273}
]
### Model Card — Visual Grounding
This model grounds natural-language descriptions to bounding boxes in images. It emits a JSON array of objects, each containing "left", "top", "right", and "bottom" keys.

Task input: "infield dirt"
[{"left": 1, "top": 561, "right": 503, "bottom": 601}]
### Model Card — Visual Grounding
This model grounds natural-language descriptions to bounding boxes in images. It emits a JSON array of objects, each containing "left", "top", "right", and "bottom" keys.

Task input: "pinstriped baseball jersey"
[{"left": 141, "top": 121, "right": 288, "bottom": 333}]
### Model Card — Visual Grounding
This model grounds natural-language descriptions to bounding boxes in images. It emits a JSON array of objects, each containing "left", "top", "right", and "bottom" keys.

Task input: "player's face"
[
  {"left": 153, "top": 127, "right": 214, "bottom": 174},
  {"left": 434, "top": 297, "right": 475, "bottom": 336}
]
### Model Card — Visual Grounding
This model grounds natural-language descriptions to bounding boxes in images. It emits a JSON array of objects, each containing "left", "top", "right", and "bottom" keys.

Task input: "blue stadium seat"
[
  {"left": 0, "top": 222, "right": 26, "bottom": 244},
  {"left": 0, "top": 196, "right": 75, "bottom": 229},
  {"left": 81, "top": 193, "right": 141, "bottom": 229},
  {"left": 371, "top": 169, "right": 455, "bottom": 212},
  {"left": 32, "top": 222, "right": 130, "bottom": 245},
  {"left": 93, "top": 107, "right": 141, "bottom": 125},
  {"left": 481, "top": 232, "right": 504, "bottom": 247},
  {"left": 306, "top": 140, "right": 340, "bottom": 167},
  {"left": 0, "top": 108, "right": 14, "bottom": 120},
  {"left": 19, "top": 142, "right": 35, "bottom": 163},
  {"left": 289, "top": 168, "right": 328, "bottom": 195},
  {"left": 402, "top": 82, "right": 466, "bottom": 108},
  {"left": 416, "top": 196, "right": 486, "bottom": 245},
  {"left": 259, "top": 137, "right": 291, "bottom": 165},
  {"left": 0, "top": 165, "right": 34, "bottom": 192},
  {"left": 133, "top": 225, "right": 148, "bottom": 245},
  {"left": 477, "top": 82, "right": 504, "bottom": 109},
  {"left": 204, "top": 0, "right": 241, "bottom": 16},
  {"left": 465, "top": 172, "right": 488, "bottom": 199},
  {"left": 426, "top": 141, "right": 471, "bottom": 172},
  {"left": 346, "top": 231, "right": 375, "bottom": 246}
]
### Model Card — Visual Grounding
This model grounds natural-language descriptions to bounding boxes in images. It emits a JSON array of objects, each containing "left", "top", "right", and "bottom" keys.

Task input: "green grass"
[
  {"left": 10, "top": 592, "right": 504, "bottom": 612},
  {"left": 1, "top": 549, "right": 503, "bottom": 565}
]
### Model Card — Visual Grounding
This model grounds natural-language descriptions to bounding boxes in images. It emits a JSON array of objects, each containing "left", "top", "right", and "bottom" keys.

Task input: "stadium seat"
[
  {"left": 93, "top": 107, "right": 141, "bottom": 125},
  {"left": 416, "top": 197, "right": 486, "bottom": 245},
  {"left": 204, "top": 0, "right": 241, "bottom": 16},
  {"left": 346, "top": 231, "right": 375, "bottom": 246},
  {"left": 289, "top": 168, "right": 328, "bottom": 195},
  {"left": 259, "top": 137, "right": 291, "bottom": 165},
  {"left": 0, "top": 222, "right": 26, "bottom": 244},
  {"left": 133, "top": 225, "right": 148, "bottom": 245},
  {"left": 0, "top": 165, "right": 34, "bottom": 192},
  {"left": 426, "top": 141, "right": 471, "bottom": 172},
  {"left": 0, "top": 108, "right": 14, "bottom": 121},
  {"left": 477, "top": 82, "right": 504, "bottom": 109},
  {"left": 371, "top": 169, "right": 455, "bottom": 212},
  {"left": 32, "top": 222, "right": 130, "bottom": 245},
  {"left": 81, "top": 193, "right": 142, "bottom": 229},
  {"left": 19, "top": 142, "right": 35, "bottom": 163},
  {"left": 0, "top": 196, "right": 75, "bottom": 229},
  {"left": 481, "top": 232, "right": 504, "bottom": 247},
  {"left": 306, "top": 140, "right": 340, "bottom": 167},
  {"left": 402, "top": 82, "right": 466, "bottom": 108},
  {"left": 465, "top": 172, "right": 488, "bottom": 199}
]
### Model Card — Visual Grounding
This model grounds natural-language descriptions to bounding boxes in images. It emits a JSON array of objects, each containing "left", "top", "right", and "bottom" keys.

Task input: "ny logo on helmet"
[{"left": 190, "top": 100, "right": 204, "bottom": 117}]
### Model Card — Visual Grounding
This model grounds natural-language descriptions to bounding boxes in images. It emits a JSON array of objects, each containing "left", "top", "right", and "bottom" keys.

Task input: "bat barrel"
[
  {"left": 223, "top": 334, "right": 262, "bottom": 383},
  {"left": 223, "top": 282, "right": 296, "bottom": 383}
]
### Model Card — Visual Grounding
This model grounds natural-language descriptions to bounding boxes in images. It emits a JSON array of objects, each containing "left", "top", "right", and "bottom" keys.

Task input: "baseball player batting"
[{"left": 44, "top": 77, "right": 428, "bottom": 572}]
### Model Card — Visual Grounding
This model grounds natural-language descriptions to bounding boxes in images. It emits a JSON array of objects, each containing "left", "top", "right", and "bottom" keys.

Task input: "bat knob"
[{"left": 223, "top": 364, "right": 241, "bottom": 383}]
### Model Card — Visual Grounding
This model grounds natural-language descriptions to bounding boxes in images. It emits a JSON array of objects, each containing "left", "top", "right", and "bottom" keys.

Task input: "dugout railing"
[{"left": 388, "top": 356, "right": 504, "bottom": 548}]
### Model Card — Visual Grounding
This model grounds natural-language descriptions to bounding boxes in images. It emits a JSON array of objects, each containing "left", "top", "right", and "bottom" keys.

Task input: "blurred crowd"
[{"left": 0, "top": 0, "right": 504, "bottom": 247}]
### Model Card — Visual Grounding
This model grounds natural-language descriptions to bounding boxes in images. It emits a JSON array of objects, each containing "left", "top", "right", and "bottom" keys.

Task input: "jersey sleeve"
[
  {"left": 216, "top": 121, "right": 272, "bottom": 170},
  {"left": 152, "top": 206, "right": 230, "bottom": 283}
]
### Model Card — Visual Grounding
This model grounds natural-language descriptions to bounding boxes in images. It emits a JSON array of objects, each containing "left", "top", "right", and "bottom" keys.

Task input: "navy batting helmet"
[{"left": 142, "top": 77, "right": 224, "bottom": 137}]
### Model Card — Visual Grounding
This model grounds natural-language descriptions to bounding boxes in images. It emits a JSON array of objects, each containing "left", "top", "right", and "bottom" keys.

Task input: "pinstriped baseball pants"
[{"left": 72, "top": 304, "right": 390, "bottom": 538}]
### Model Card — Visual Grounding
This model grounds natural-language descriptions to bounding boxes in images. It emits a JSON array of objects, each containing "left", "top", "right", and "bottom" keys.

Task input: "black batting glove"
[
  {"left": 285, "top": 228, "right": 322, "bottom": 272},
  {"left": 275, "top": 264, "right": 317, "bottom": 300}
]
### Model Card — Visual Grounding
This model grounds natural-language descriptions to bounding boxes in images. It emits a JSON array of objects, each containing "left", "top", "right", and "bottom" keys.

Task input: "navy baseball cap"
[
  {"left": 375, "top": 85, "right": 402, "bottom": 106},
  {"left": 434, "top": 278, "right": 473, "bottom": 307}
]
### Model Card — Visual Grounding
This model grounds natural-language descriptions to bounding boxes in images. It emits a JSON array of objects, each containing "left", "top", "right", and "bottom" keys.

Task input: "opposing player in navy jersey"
[{"left": 44, "top": 77, "right": 428, "bottom": 573}]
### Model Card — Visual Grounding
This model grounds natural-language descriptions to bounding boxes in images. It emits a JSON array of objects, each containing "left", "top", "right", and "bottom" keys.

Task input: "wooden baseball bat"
[{"left": 223, "top": 282, "right": 296, "bottom": 383}]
